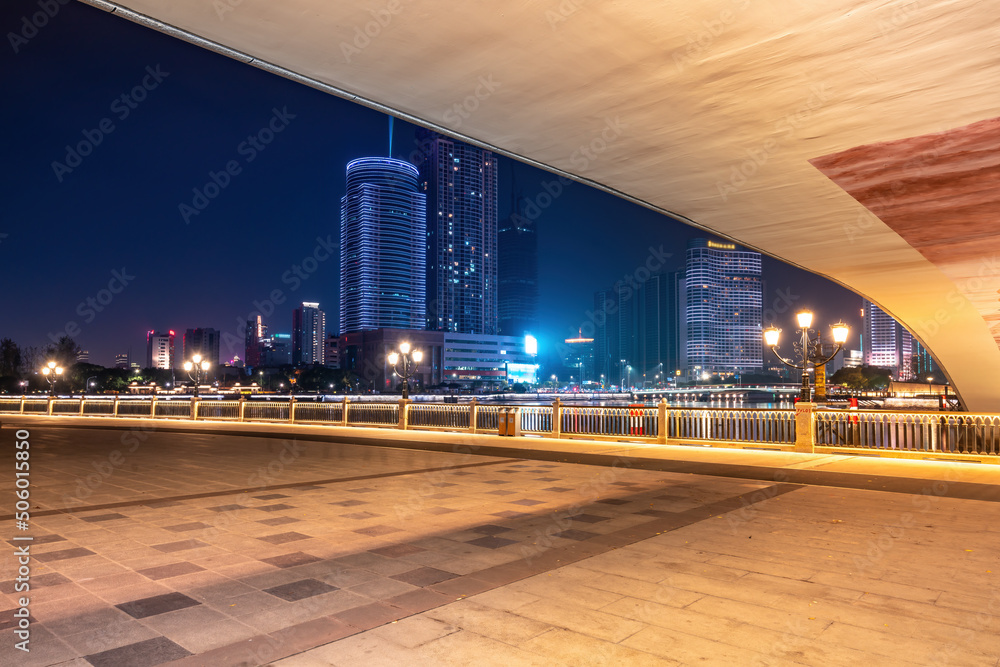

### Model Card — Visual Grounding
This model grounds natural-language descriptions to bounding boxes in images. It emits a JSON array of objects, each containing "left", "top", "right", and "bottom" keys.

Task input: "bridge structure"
[{"left": 81, "top": 0, "right": 1000, "bottom": 411}]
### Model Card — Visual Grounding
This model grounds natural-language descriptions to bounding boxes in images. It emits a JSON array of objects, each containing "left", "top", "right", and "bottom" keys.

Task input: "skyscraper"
[
  {"left": 862, "top": 299, "right": 914, "bottom": 379},
  {"left": 145, "top": 330, "right": 175, "bottom": 369},
  {"left": 498, "top": 192, "right": 539, "bottom": 337},
  {"left": 638, "top": 271, "right": 682, "bottom": 381},
  {"left": 293, "top": 302, "right": 326, "bottom": 365},
  {"left": 416, "top": 129, "right": 498, "bottom": 335},
  {"left": 245, "top": 315, "right": 265, "bottom": 368},
  {"left": 339, "top": 157, "right": 426, "bottom": 333},
  {"left": 684, "top": 238, "right": 762, "bottom": 375},
  {"left": 593, "top": 283, "right": 637, "bottom": 388},
  {"left": 183, "top": 328, "right": 221, "bottom": 366}
]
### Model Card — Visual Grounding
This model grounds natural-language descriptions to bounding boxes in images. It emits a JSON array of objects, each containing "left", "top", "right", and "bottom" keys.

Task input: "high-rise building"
[
  {"left": 145, "top": 330, "right": 175, "bottom": 369},
  {"left": 638, "top": 271, "right": 682, "bottom": 383},
  {"left": 340, "top": 157, "right": 426, "bottom": 334},
  {"left": 416, "top": 129, "right": 498, "bottom": 335},
  {"left": 183, "top": 328, "right": 221, "bottom": 366},
  {"left": 862, "top": 299, "right": 914, "bottom": 380},
  {"left": 325, "top": 334, "right": 340, "bottom": 369},
  {"left": 563, "top": 330, "right": 595, "bottom": 384},
  {"left": 498, "top": 193, "right": 539, "bottom": 337},
  {"left": 245, "top": 316, "right": 265, "bottom": 368},
  {"left": 684, "top": 238, "right": 762, "bottom": 376},
  {"left": 260, "top": 333, "right": 292, "bottom": 367},
  {"left": 593, "top": 283, "right": 637, "bottom": 388},
  {"left": 293, "top": 302, "right": 326, "bottom": 365},
  {"left": 114, "top": 353, "right": 129, "bottom": 370}
]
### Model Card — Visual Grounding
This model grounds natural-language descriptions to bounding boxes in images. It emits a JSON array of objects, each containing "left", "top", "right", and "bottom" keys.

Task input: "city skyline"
[{"left": 0, "top": 0, "right": 863, "bottom": 370}]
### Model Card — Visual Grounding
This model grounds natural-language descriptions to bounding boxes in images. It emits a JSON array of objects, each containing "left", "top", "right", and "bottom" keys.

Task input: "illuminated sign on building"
[
  {"left": 707, "top": 241, "right": 736, "bottom": 250},
  {"left": 506, "top": 362, "right": 539, "bottom": 384}
]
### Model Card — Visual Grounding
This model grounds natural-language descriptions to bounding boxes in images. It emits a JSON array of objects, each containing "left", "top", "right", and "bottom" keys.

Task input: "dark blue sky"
[{"left": 0, "top": 0, "right": 861, "bottom": 366}]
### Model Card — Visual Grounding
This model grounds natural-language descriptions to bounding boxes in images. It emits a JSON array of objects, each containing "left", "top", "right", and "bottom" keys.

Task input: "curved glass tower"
[{"left": 340, "top": 158, "right": 427, "bottom": 334}]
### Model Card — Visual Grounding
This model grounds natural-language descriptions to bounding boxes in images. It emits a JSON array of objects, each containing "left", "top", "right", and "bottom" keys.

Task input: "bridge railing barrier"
[{"left": 3, "top": 397, "right": 996, "bottom": 462}]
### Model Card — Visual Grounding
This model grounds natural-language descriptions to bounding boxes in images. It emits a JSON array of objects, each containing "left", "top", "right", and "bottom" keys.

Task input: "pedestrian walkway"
[{"left": 1, "top": 416, "right": 998, "bottom": 666}]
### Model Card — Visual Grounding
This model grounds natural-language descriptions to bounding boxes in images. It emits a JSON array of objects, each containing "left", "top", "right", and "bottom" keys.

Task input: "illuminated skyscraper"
[
  {"left": 498, "top": 190, "right": 539, "bottom": 337},
  {"left": 684, "top": 238, "right": 762, "bottom": 375},
  {"left": 340, "top": 157, "right": 426, "bottom": 333},
  {"left": 862, "top": 299, "right": 914, "bottom": 379},
  {"left": 293, "top": 302, "right": 326, "bottom": 365},
  {"left": 416, "top": 129, "right": 498, "bottom": 335},
  {"left": 145, "top": 330, "right": 175, "bottom": 369}
]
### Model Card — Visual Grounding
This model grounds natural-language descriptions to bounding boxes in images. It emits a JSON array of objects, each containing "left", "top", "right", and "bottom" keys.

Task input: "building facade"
[
  {"left": 497, "top": 195, "right": 539, "bottom": 337},
  {"left": 245, "top": 315, "right": 265, "bottom": 368},
  {"left": 145, "top": 330, "right": 175, "bottom": 370},
  {"left": 183, "top": 328, "right": 220, "bottom": 366},
  {"left": 684, "top": 238, "right": 763, "bottom": 376},
  {"left": 563, "top": 331, "right": 595, "bottom": 385},
  {"left": 340, "top": 157, "right": 427, "bottom": 334},
  {"left": 638, "top": 271, "right": 682, "bottom": 384},
  {"left": 292, "top": 302, "right": 326, "bottom": 366},
  {"left": 862, "top": 299, "right": 914, "bottom": 380},
  {"left": 417, "top": 129, "right": 498, "bottom": 335}
]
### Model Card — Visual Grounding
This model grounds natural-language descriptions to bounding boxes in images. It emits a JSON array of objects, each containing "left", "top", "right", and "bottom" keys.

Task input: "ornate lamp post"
[
  {"left": 764, "top": 311, "right": 849, "bottom": 402},
  {"left": 183, "top": 354, "right": 211, "bottom": 397},
  {"left": 41, "top": 361, "right": 63, "bottom": 396},
  {"left": 387, "top": 342, "right": 422, "bottom": 399}
]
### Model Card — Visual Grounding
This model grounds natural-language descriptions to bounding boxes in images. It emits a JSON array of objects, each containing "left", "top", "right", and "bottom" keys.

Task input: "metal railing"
[
  {"left": 408, "top": 403, "right": 470, "bottom": 430},
  {"left": 815, "top": 410, "right": 1000, "bottom": 456},
  {"left": 562, "top": 406, "right": 658, "bottom": 438},
  {"left": 669, "top": 408, "right": 795, "bottom": 445},
  {"left": 3, "top": 396, "right": 995, "bottom": 460},
  {"left": 347, "top": 402, "right": 398, "bottom": 427}
]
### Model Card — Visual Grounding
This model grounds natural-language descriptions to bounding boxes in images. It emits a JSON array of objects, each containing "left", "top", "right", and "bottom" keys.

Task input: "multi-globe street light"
[
  {"left": 41, "top": 361, "right": 63, "bottom": 396},
  {"left": 764, "top": 310, "right": 849, "bottom": 402},
  {"left": 387, "top": 342, "right": 422, "bottom": 400},
  {"left": 183, "top": 353, "right": 211, "bottom": 397}
]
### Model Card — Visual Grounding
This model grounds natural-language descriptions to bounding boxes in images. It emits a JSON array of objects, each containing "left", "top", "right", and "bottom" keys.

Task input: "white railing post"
[
  {"left": 47, "top": 396, "right": 54, "bottom": 416},
  {"left": 342, "top": 397, "right": 350, "bottom": 426},
  {"left": 552, "top": 398, "right": 562, "bottom": 438},
  {"left": 187, "top": 396, "right": 195, "bottom": 420},
  {"left": 469, "top": 398, "right": 478, "bottom": 433},
  {"left": 239, "top": 396, "right": 246, "bottom": 422},
  {"left": 794, "top": 402, "right": 815, "bottom": 453},
  {"left": 112, "top": 394, "right": 119, "bottom": 418},
  {"left": 79, "top": 397, "right": 86, "bottom": 416},
  {"left": 20, "top": 396, "right": 25, "bottom": 415},
  {"left": 289, "top": 397, "right": 297, "bottom": 424}
]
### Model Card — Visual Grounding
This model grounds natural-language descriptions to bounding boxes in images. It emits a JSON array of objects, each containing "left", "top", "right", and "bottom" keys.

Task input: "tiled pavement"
[{"left": 1, "top": 420, "right": 999, "bottom": 666}]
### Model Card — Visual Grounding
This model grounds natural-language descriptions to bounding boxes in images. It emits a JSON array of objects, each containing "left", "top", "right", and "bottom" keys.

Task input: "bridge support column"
[{"left": 794, "top": 402, "right": 816, "bottom": 453}]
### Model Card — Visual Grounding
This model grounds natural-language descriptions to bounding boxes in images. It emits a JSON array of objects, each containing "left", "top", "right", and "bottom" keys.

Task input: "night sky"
[{"left": 0, "top": 0, "right": 862, "bottom": 367}]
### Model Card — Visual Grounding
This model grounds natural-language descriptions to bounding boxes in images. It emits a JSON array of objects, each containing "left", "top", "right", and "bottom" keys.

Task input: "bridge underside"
[{"left": 83, "top": 0, "right": 1000, "bottom": 410}]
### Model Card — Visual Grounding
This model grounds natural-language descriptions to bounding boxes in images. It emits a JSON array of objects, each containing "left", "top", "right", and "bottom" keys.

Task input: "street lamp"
[
  {"left": 619, "top": 359, "right": 626, "bottom": 392},
  {"left": 183, "top": 353, "right": 211, "bottom": 397},
  {"left": 41, "top": 361, "right": 63, "bottom": 396},
  {"left": 927, "top": 375, "right": 934, "bottom": 396},
  {"left": 387, "top": 342, "right": 422, "bottom": 399},
  {"left": 626, "top": 365, "right": 632, "bottom": 390},
  {"left": 87, "top": 375, "right": 97, "bottom": 395},
  {"left": 764, "top": 310, "right": 849, "bottom": 402},
  {"left": 19, "top": 380, "right": 28, "bottom": 395}
]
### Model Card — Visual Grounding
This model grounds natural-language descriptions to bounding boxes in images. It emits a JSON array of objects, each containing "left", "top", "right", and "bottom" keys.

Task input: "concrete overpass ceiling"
[{"left": 82, "top": 0, "right": 1000, "bottom": 410}]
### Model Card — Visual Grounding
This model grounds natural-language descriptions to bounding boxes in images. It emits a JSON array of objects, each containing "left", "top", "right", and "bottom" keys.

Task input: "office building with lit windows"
[
  {"left": 862, "top": 299, "right": 914, "bottom": 380},
  {"left": 183, "top": 328, "right": 220, "bottom": 366},
  {"left": 416, "top": 129, "right": 498, "bottom": 335},
  {"left": 145, "top": 330, "right": 175, "bottom": 370},
  {"left": 292, "top": 302, "right": 326, "bottom": 366},
  {"left": 684, "top": 238, "right": 763, "bottom": 376},
  {"left": 339, "top": 157, "right": 427, "bottom": 334}
]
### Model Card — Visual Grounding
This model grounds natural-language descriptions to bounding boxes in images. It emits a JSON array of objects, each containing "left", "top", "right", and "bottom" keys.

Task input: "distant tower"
[
  {"left": 293, "top": 302, "right": 326, "bottom": 365},
  {"left": 862, "top": 299, "right": 913, "bottom": 379},
  {"left": 416, "top": 129, "right": 498, "bottom": 334},
  {"left": 498, "top": 190, "right": 539, "bottom": 337},
  {"left": 684, "top": 239, "right": 762, "bottom": 375},
  {"left": 145, "top": 330, "right": 175, "bottom": 369},
  {"left": 339, "top": 157, "right": 426, "bottom": 333},
  {"left": 183, "top": 328, "right": 221, "bottom": 366}
]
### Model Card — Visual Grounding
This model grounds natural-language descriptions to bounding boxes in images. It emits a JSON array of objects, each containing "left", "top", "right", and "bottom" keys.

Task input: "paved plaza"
[{"left": 1, "top": 417, "right": 999, "bottom": 666}]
